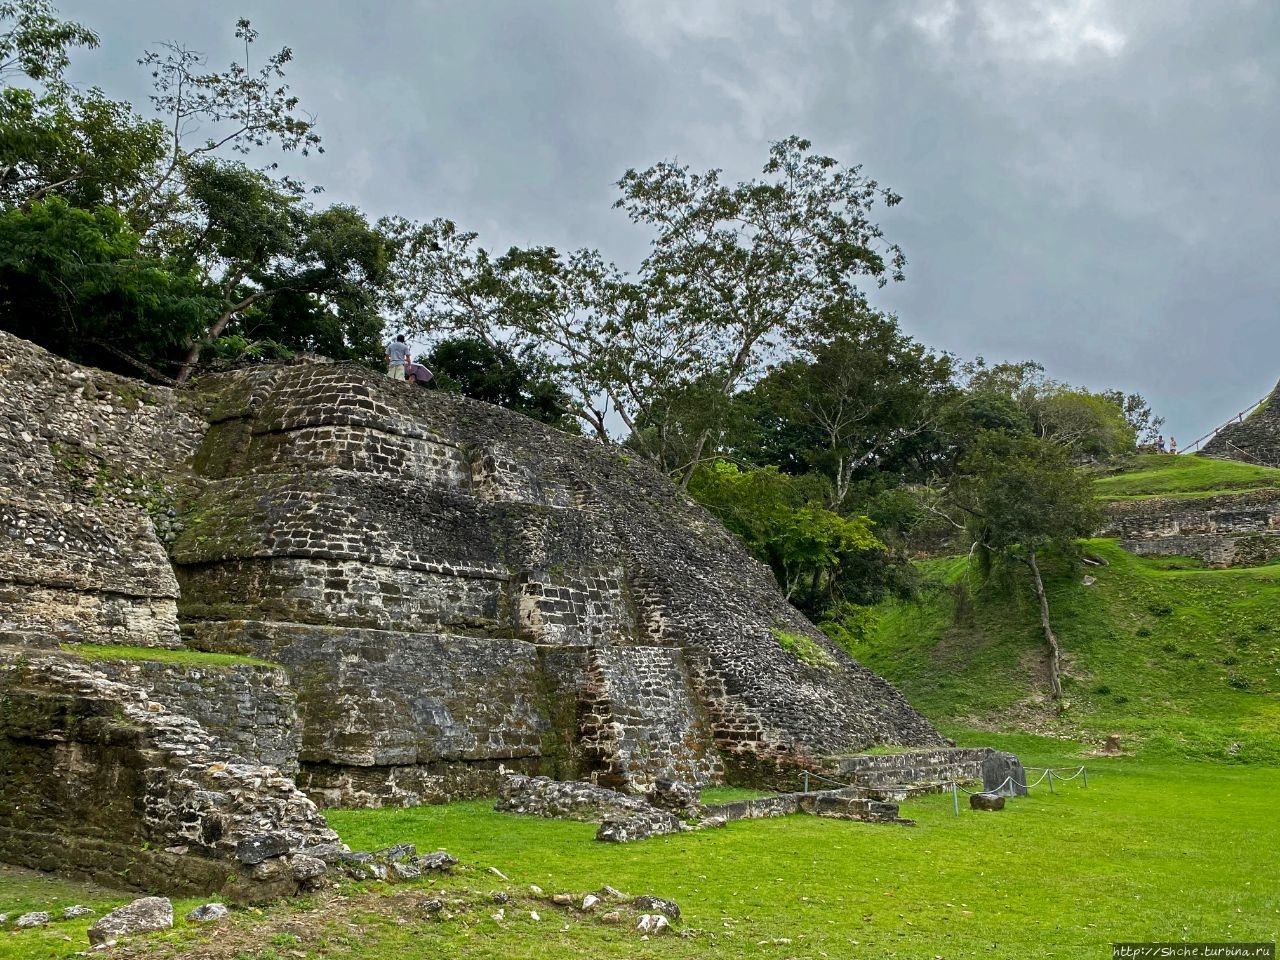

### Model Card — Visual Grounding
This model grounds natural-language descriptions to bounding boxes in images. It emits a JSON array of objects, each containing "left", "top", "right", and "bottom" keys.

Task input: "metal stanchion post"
[
  {"left": 1048, "top": 769, "right": 1055, "bottom": 794},
  {"left": 1082, "top": 767, "right": 1088, "bottom": 788},
  {"left": 803, "top": 771, "right": 810, "bottom": 794},
  {"left": 952, "top": 782, "right": 959, "bottom": 817}
]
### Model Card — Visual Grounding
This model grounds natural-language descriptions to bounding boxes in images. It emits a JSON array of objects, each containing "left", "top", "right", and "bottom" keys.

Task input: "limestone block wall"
[
  {"left": 1099, "top": 489, "right": 1280, "bottom": 566},
  {"left": 1, "top": 330, "right": 946, "bottom": 827},
  {"left": 516, "top": 568, "right": 634, "bottom": 645},
  {"left": 82, "top": 657, "right": 301, "bottom": 775},
  {"left": 578, "top": 646, "right": 723, "bottom": 789},
  {"left": 0, "top": 651, "right": 339, "bottom": 900},
  {"left": 0, "top": 332, "right": 206, "bottom": 646},
  {"left": 835, "top": 747, "right": 994, "bottom": 786},
  {"left": 173, "top": 360, "right": 944, "bottom": 800}
]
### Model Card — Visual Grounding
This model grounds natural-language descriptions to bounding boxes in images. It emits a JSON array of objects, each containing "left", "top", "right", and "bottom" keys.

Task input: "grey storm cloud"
[{"left": 54, "top": 0, "right": 1280, "bottom": 442}]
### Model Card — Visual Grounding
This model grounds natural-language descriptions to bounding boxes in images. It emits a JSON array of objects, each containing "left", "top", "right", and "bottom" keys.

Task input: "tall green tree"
[
  {"left": 0, "top": 0, "right": 96, "bottom": 84},
  {"left": 172, "top": 161, "right": 389, "bottom": 382},
  {"left": 688, "top": 461, "right": 884, "bottom": 620},
  {"left": 0, "top": 197, "right": 210, "bottom": 375},
  {"left": 948, "top": 432, "right": 1100, "bottom": 699},
  {"left": 616, "top": 136, "right": 906, "bottom": 483},
  {"left": 390, "top": 137, "right": 906, "bottom": 473},
  {"left": 727, "top": 302, "right": 953, "bottom": 505}
]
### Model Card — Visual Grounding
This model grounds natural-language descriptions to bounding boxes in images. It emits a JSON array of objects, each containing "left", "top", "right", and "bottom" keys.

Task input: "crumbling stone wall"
[
  {"left": 0, "top": 333, "right": 205, "bottom": 647},
  {"left": 1203, "top": 380, "right": 1280, "bottom": 467},
  {"left": 0, "top": 651, "right": 339, "bottom": 901},
  {"left": 1098, "top": 489, "right": 1280, "bottom": 566},
  {"left": 834, "top": 747, "right": 993, "bottom": 787},
  {"left": 2, "top": 330, "right": 944, "bottom": 837},
  {"left": 577, "top": 646, "right": 722, "bottom": 790},
  {"left": 82, "top": 657, "right": 301, "bottom": 775}
]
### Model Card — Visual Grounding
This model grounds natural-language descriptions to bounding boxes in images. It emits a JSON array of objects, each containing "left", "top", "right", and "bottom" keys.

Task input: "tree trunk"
[
  {"left": 1026, "top": 548, "right": 1064, "bottom": 699},
  {"left": 678, "top": 428, "right": 712, "bottom": 490},
  {"left": 173, "top": 288, "right": 275, "bottom": 386}
]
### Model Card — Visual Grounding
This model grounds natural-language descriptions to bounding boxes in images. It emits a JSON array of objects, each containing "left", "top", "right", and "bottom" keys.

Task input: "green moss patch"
[
  {"left": 61, "top": 643, "right": 275, "bottom": 670},
  {"left": 771, "top": 628, "right": 836, "bottom": 669}
]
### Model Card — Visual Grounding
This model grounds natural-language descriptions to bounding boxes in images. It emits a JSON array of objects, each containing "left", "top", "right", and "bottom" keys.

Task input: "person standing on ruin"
[
  {"left": 385, "top": 334, "right": 410, "bottom": 380},
  {"left": 1156, "top": 435, "right": 1166, "bottom": 454},
  {"left": 1169, "top": 436, "right": 1177, "bottom": 455}
]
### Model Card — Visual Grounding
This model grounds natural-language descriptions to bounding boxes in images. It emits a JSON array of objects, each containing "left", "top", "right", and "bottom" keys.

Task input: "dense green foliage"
[
  {"left": 423, "top": 337, "right": 577, "bottom": 430},
  {"left": 0, "top": 3, "right": 389, "bottom": 381}
]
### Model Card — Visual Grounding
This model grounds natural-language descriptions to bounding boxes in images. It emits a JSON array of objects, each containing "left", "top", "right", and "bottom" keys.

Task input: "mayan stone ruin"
[
  {"left": 0, "top": 329, "right": 951, "bottom": 896},
  {"left": 1202, "top": 378, "right": 1280, "bottom": 468},
  {"left": 1097, "top": 383, "right": 1280, "bottom": 569}
]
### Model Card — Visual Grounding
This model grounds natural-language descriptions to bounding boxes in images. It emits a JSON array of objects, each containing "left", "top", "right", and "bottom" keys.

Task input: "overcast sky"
[{"left": 57, "top": 0, "right": 1279, "bottom": 443}]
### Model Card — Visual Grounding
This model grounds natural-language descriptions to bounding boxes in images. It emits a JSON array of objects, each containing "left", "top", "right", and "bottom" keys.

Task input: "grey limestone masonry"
[
  {"left": 83, "top": 657, "right": 301, "bottom": 775},
  {"left": 1098, "top": 488, "right": 1280, "bottom": 567},
  {"left": 0, "top": 330, "right": 949, "bottom": 893},
  {"left": 835, "top": 747, "right": 994, "bottom": 788},
  {"left": 1203, "top": 379, "right": 1280, "bottom": 467},
  {"left": 0, "top": 652, "right": 338, "bottom": 901},
  {"left": 577, "top": 646, "right": 723, "bottom": 790},
  {"left": 0, "top": 334, "right": 205, "bottom": 647},
  {"left": 176, "top": 358, "right": 944, "bottom": 797}
]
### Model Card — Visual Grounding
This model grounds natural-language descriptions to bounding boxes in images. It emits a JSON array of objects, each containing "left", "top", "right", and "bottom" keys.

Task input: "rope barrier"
[
  {"left": 940, "top": 765, "right": 1088, "bottom": 814},
  {"left": 794, "top": 764, "right": 1090, "bottom": 819},
  {"left": 1184, "top": 395, "right": 1270, "bottom": 453}
]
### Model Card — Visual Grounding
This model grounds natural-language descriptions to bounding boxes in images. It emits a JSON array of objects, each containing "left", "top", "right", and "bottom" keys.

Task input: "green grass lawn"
[
  {"left": 1092, "top": 452, "right": 1280, "bottom": 500},
  {"left": 4, "top": 738, "right": 1276, "bottom": 959}
]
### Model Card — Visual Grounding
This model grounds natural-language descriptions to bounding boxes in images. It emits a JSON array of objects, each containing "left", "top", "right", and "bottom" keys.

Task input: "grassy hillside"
[
  {"left": 1092, "top": 452, "right": 1280, "bottom": 500},
  {"left": 856, "top": 538, "right": 1280, "bottom": 763}
]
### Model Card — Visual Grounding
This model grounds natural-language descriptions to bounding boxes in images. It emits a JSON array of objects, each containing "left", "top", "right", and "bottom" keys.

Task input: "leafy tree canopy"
[{"left": 424, "top": 337, "right": 577, "bottom": 431}]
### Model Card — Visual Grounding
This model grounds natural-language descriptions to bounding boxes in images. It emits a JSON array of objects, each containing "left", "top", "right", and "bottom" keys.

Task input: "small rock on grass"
[
  {"left": 88, "top": 897, "right": 173, "bottom": 946},
  {"left": 581, "top": 894, "right": 600, "bottom": 911},
  {"left": 552, "top": 893, "right": 573, "bottom": 906},
  {"left": 185, "top": 903, "right": 229, "bottom": 923},
  {"left": 631, "top": 895, "right": 681, "bottom": 920},
  {"left": 63, "top": 906, "right": 95, "bottom": 920},
  {"left": 16, "top": 911, "right": 50, "bottom": 928},
  {"left": 636, "top": 914, "right": 671, "bottom": 934},
  {"left": 415, "top": 850, "right": 458, "bottom": 872}
]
